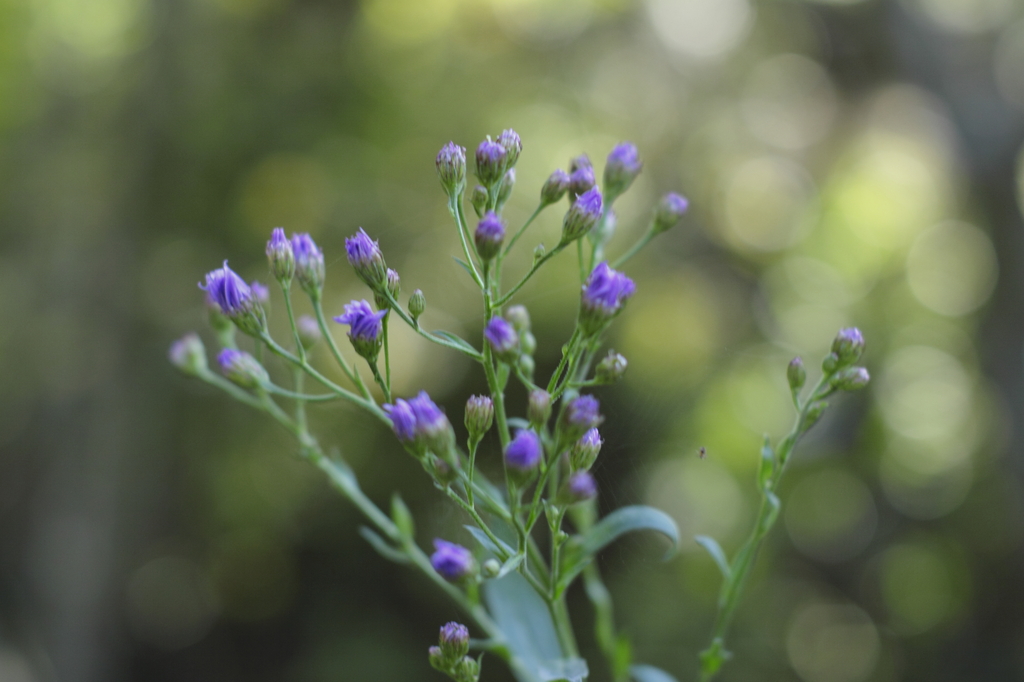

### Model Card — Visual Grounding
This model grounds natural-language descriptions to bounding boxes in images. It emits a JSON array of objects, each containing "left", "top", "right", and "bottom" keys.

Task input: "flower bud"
[
  {"left": 540, "top": 169, "right": 570, "bottom": 206},
  {"left": 200, "top": 261, "right": 268, "bottom": 337},
  {"left": 374, "top": 268, "right": 401, "bottom": 310},
  {"left": 250, "top": 280, "right": 270, "bottom": 306},
  {"left": 291, "top": 234, "right": 325, "bottom": 298},
  {"left": 169, "top": 333, "right": 207, "bottom": 376},
  {"left": 217, "top": 348, "right": 268, "bottom": 389},
  {"left": 831, "top": 327, "right": 865, "bottom": 367},
  {"left": 475, "top": 137, "right": 506, "bottom": 187},
  {"left": 579, "top": 262, "right": 636, "bottom": 336},
  {"left": 505, "top": 430, "right": 542, "bottom": 474},
  {"left": 471, "top": 185, "right": 488, "bottom": 218},
  {"left": 436, "top": 142, "right": 467, "bottom": 197},
  {"left": 528, "top": 389, "right": 551, "bottom": 427},
  {"left": 520, "top": 331, "right": 537, "bottom": 356},
  {"left": 266, "top": 228, "right": 295, "bottom": 284},
  {"left": 496, "top": 128, "right": 522, "bottom": 170},
  {"left": 385, "top": 392, "right": 454, "bottom": 457},
  {"left": 560, "top": 470, "right": 597, "bottom": 504},
  {"left": 345, "top": 228, "right": 388, "bottom": 291},
  {"left": 409, "top": 289, "right": 426, "bottom": 322},
  {"left": 561, "top": 395, "right": 603, "bottom": 441},
  {"left": 454, "top": 656, "right": 480, "bottom": 682},
  {"left": 787, "top": 357, "right": 806, "bottom": 392},
  {"left": 484, "top": 317, "right": 519, "bottom": 363},
  {"left": 569, "top": 428, "right": 603, "bottom": 471},
  {"left": 297, "top": 314, "right": 321, "bottom": 350},
  {"left": 481, "top": 558, "right": 501, "bottom": 578},
  {"left": 431, "top": 539, "right": 476, "bottom": 582},
  {"left": 438, "top": 622, "right": 470, "bottom": 664},
  {"left": 497, "top": 168, "right": 515, "bottom": 206},
  {"left": 595, "top": 351, "right": 627, "bottom": 384},
  {"left": 518, "top": 354, "right": 535, "bottom": 379},
  {"left": 568, "top": 165, "right": 596, "bottom": 203},
  {"left": 831, "top": 366, "right": 870, "bottom": 392},
  {"left": 335, "top": 300, "right": 387, "bottom": 363},
  {"left": 561, "top": 187, "right": 603, "bottom": 245},
  {"left": 804, "top": 401, "right": 828, "bottom": 431},
  {"left": 604, "top": 142, "right": 642, "bottom": 200},
  {"left": 429, "top": 455, "right": 460, "bottom": 486},
  {"left": 505, "top": 305, "right": 531, "bottom": 333},
  {"left": 465, "top": 395, "right": 494, "bottom": 442},
  {"left": 533, "top": 243, "right": 546, "bottom": 262},
  {"left": 822, "top": 352, "right": 840, "bottom": 375},
  {"left": 474, "top": 212, "right": 506, "bottom": 261},
  {"left": 652, "top": 192, "right": 689, "bottom": 234},
  {"left": 428, "top": 646, "right": 445, "bottom": 671}
]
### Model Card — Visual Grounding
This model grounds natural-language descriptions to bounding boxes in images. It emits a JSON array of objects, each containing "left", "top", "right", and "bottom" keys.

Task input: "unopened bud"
[
  {"left": 496, "top": 129, "right": 522, "bottom": 170},
  {"left": 471, "top": 185, "right": 488, "bottom": 218},
  {"left": 533, "top": 243, "right": 546, "bottom": 262},
  {"left": 465, "top": 395, "right": 494, "bottom": 442},
  {"left": 604, "top": 142, "right": 642, "bottom": 200},
  {"left": 475, "top": 137, "right": 506, "bottom": 186},
  {"left": 217, "top": 348, "right": 268, "bottom": 389},
  {"left": 409, "top": 289, "right": 426, "bottom": 321},
  {"left": 292, "top": 234, "right": 325, "bottom": 298},
  {"left": 484, "top": 317, "right": 519, "bottom": 363},
  {"left": 528, "top": 389, "right": 552, "bottom": 427},
  {"left": 497, "top": 168, "right": 515, "bottom": 206},
  {"left": 481, "top": 558, "right": 501, "bottom": 578},
  {"left": 822, "top": 352, "right": 840, "bottom": 375},
  {"left": 454, "top": 656, "right": 480, "bottom": 682},
  {"left": 540, "top": 169, "right": 570, "bottom": 206},
  {"left": 374, "top": 268, "right": 401, "bottom": 310},
  {"left": 436, "top": 142, "right": 467, "bottom": 197},
  {"left": 520, "top": 331, "right": 537, "bottom": 356},
  {"left": 169, "top": 333, "right": 207, "bottom": 376},
  {"left": 561, "top": 188, "right": 603, "bottom": 245},
  {"left": 438, "top": 622, "right": 470, "bottom": 664},
  {"left": 505, "top": 305, "right": 531, "bottom": 333},
  {"left": 559, "top": 470, "right": 597, "bottom": 504},
  {"left": 569, "top": 428, "right": 602, "bottom": 471},
  {"left": 831, "top": 327, "right": 865, "bottom": 367},
  {"left": 266, "top": 227, "right": 295, "bottom": 284},
  {"left": 652, "top": 192, "right": 689, "bottom": 234},
  {"left": 831, "top": 366, "right": 870, "bottom": 392},
  {"left": 787, "top": 357, "right": 806, "bottom": 392},
  {"left": 297, "top": 314, "right": 321, "bottom": 350},
  {"left": 474, "top": 212, "right": 506, "bottom": 262},
  {"left": 595, "top": 351, "right": 627, "bottom": 384}
]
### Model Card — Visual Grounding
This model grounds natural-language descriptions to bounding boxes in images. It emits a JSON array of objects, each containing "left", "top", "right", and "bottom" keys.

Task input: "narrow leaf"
[
  {"left": 358, "top": 526, "right": 409, "bottom": 564},
  {"left": 537, "top": 658, "right": 589, "bottom": 682},
  {"left": 452, "top": 256, "right": 476, "bottom": 279},
  {"left": 484, "top": 571, "right": 565, "bottom": 677},
  {"left": 391, "top": 493, "right": 415, "bottom": 540},
  {"left": 694, "top": 535, "right": 731, "bottom": 579},
  {"left": 496, "top": 553, "right": 525, "bottom": 579},
  {"left": 465, "top": 525, "right": 515, "bottom": 558},
  {"left": 431, "top": 330, "right": 480, "bottom": 356},
  {"left": 507, "top": 417, "right": 531, "bottom": 431},
  {"left": 758, "top": 435, "right": 774, "bottom": 491},
  {"left": 630, "top": 664, "right": 680, "bottom": 682}
]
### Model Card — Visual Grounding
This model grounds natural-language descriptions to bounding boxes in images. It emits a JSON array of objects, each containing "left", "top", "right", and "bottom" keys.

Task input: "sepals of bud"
[
  {"left": 505, "top": 305, "right": 531, "bottom": 333},
  {"left": 652, "top": 192, "right": 689, "bottom": 234},
  {"left": 595, "top": 351, "right": 627, "bottom": 384},
  {"left": 345, "top": 228, "right": 389, "bottom": 292},
  {"left": 471, "top": 185, "right": 488, "bottom": 218},
  {"left": 831, "top": 327, "right": 865, "bottom": 367},
  {"left": 438, "top": 622, "right": 470, "bottom": 664},
  {"left": 484, "top": 317, "right": 519, "bottom": 363},
  {"left": 604, "top": 142, "right": 642, "bottom": 200},
  {"left": 570, "top": 428, "right": 602, "bottom": 470},
  {"left": 831, "top": 366, "right": 870, "bottom": 392},
  {"left": 474, "top": 212, "right": 506, "bottom": 261},
  {"left": 528, "top": 389, "right": 552, "bottom": 428},
  {"left": 561, "top": 187, "right": 603, "bottom": 245},
  {"left": 291, "top": 234, "right": 325, "bottom": 298},
  {"left": 169, "top": 333, "right": 207, "bottom": 376},
  {"left": 540, "top": 169, "right": 570, "bottom": 206},
  {"left": 409, "top": 289, "right": 426, "bottom": 322},
  {"left": 579, "top": 262, "right": 636, "bottom": 336},
  {"left": 496, "top": 129, "right": 522, "bottom": 170},
  {"left": 465, "top": 395, "right": 494, "bottom": 442},
  {"left": 217, "top": 348, "right": 268, "bottom": 389},
  {"left": 266, "top": 228, "right": 295, "bottom": 284},
  {"left": 374, "top": 268, "right": 401, "bottom": 310},
  {"left": 475, "top": 137, "right": 506, "bottom": 187},
  {"left": 436, "top": 142, "right": 467, "bottom": 197},
  {"left": 787, "top": 357, "right": 806, "bottom": 393}
]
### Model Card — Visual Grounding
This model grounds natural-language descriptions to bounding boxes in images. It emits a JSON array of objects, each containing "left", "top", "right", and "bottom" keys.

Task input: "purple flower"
[
  {"left": 505, "top": 430, "right": 542, "bottom": 472},
  {"left": 496, "top": 129, "right": 522, "bottom": 169},
  {"left": 291, "top": 233, "right": 325, "bottom": 296},
  {"left": 564, "top": 470, "right": 597, "bottom": 503},
  {"left": 250, "top": 280, "right": 270, "bottom": 305},
  {"left": 561, "top": 187, "right": 603, "bottom": 244},
  {"left": 384, "top": 391, "right": 454, "bottom": 455},
  {"left": 431, "top": 539, "right": 475, "bottom": 582},
  {"left": 604, "top": 143, "right": 642, "bottom": 199},
  {"left": 562, "top": 395, "right": 603, "bottom": 439},
  {"left": 200, "top": 261, "right": 266, "bottom": 335},
  {"left": 438, "top": 622, "right": 470, "bottom": 661},
  {"left": 217, "top": 348, "right": 268, "bottom": 388},
  {"left": 570, "top": 427, "right": 603, "bottom": 470},
  {"left": 541, "top": 168, "right": 570, "bottom": 206},
  {"left": 384, "top": 399, "right": 418, "bottom": 442},
  {"left": 345, "top": 228, "right": 388, "bottom": 290},
  {"left": 266, "top": 227, "right": 295, "bottom": 283},
  {"left": 335, "top": 300, "right": 386, "bottom": 361},
  {"left": 475, "top": 138, "right": 506, "bottom": 186},
  {"left": 569, "top": 165, "right": 596, "bottom": 202},
  {"left": 436, "top": 141, "right": 467, "bottom": 196},
  {"left": 579, "top": 261, "right": 635, "bottom": 334},
  {"left": 653, "top": 192, "right": 689, "bottom": 233},
  {"left": 474, "top": 212, "right": 506, "bottom": 261},
  {"left": 570, "top": 153, "right": 592, "bottom": 173},
  {"left": 484, "top": 317, "right": 519, "bottom": 362}
]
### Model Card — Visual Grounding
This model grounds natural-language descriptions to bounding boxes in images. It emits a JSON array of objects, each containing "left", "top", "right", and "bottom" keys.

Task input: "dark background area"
[{"left": 1, "top": 0, "right": 1023, "bottom": 680}]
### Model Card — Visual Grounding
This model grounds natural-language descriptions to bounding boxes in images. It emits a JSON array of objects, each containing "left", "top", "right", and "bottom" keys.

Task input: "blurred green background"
[{"left": 2, "top": 0, "right": 1024, "bottom": 680}]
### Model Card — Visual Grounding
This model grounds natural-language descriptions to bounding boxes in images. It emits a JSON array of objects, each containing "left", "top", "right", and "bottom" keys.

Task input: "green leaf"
[
  {"left": 694, "top": 535, "right": 731, "bottom": 579},
  {"left": 758, "top": 435, "right": 775, "bottom": 491},
  {"left": 465, "top": 525, "right": 515, "bottom": 558},
  {"left": 497, "top": 553, "right": 525, "bottom": 579},
  {"left": 452, "top": 256, "right": 476, "bottom": 280},
  {"left": 358, "top": 526, "right": 409, "bottom": 564},
  {"left": 391, "top": 493, "right": 415, "bottom": 540},
  {"left": 431, "top": 330, "right": 480, "bottom": 357},
  {"left": 558, "top": 505, "right": 679, "bottom": 591},
  {"left": 508, "top": 417, "right": 531, "bottom": 431},
  {"left": 630, "top": 664, "right": 680, "bottom": 682},
  {"left": 537, "top": 658, "right": 588, "bottom": 682},
  {"left": 483, "top": 571, "right": 564, "bottom": 681}
]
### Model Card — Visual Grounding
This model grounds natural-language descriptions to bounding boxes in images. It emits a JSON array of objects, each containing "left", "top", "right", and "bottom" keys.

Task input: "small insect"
[{"left": 698, "top": 446, "right": 707, "bottom": 460}]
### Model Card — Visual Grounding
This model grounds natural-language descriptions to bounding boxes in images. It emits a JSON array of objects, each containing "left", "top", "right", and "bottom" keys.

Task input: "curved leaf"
[
  {"left": 484, "top": 570, "right": 563, "bottom": 682},
  {"left": 431, "top": 330, "right": 480, "bottom": 357},
  {"left": 694, "top": 535, "right": 731, "bottom": 579},
  {"left": 630, "top": 664, "right": 679, "bottom": 682},
  {"left": 358, "top": 526, "right": 409, "bottom": 564},
  {"left": 465, "top": 525, "right": 515, "bottom": 558}
]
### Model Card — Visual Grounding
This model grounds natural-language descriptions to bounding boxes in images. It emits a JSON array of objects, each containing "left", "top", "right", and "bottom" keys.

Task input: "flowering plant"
[{"left": 170, "top": 131, "right": 869, "bottom": 682}]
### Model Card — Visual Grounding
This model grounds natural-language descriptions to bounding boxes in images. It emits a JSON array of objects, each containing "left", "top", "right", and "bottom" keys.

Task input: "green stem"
[
  {"left": 611, "top": 226, "right": 656, "bottom": 269},
  {"left": 494, "top": 245, "right": 566, "bottom": 307},
  {"left": 503, "top": 203, "right": 545, "bottom": 256},
  {"left": 450, "top": 194, "right": 485, "bottom": 289},
  {"left": 382, "top": 290, "right": 484, "bottom": 361},
  {"left": 312, "top": 298, "right": 373, "bottom": 401},
  {"left": 383, "top": 313, "right": 392, "bottom": 392}
]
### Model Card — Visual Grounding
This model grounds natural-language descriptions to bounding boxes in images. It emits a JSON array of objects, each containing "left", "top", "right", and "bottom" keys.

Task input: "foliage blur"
[{"left": 1, "top": 0, "right": 1023, "bottom": 680}]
